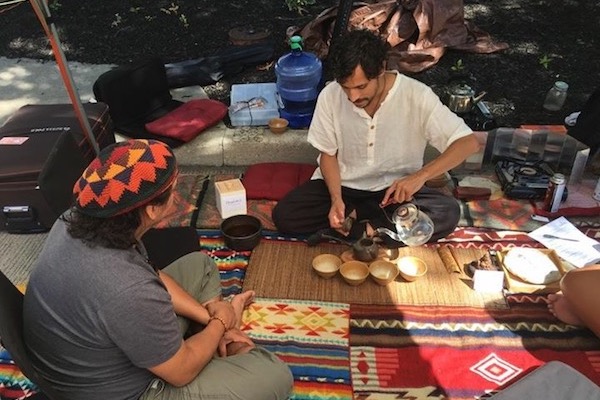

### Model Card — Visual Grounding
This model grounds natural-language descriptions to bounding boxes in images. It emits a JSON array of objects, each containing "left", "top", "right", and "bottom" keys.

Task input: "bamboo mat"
[{"left": 243, "top": 240, "right": 508, "bottom": 309}]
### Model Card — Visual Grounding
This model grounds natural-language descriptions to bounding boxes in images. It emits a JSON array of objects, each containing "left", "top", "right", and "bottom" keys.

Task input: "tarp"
[{"left": 294, "top": 0, "right": 509, "bottom": 73}]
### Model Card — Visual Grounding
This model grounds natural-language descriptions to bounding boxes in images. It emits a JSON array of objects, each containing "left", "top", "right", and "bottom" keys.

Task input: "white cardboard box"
[
  {"left": 473, "top": 269, "right": 505, "bottom": 293},
  {"left": 215, "top": 179, "right": 247, "bottom": 219}
]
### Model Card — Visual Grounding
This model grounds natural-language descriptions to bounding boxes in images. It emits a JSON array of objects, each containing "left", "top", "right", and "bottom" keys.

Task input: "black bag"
[
  {"left": 142, "top": 226, "right": 201, "bottom": 269},
  {"left": 164, "top": 42, "right": 276, "bottom": 88},
  {"left": 93, "top": 57, "right": 185, "bottom": 148}
]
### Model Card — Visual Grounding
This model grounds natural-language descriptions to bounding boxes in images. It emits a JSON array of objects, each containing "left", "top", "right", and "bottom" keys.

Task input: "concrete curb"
[{"left": 0, "top": 57, "right": 318, "bottom": 167}]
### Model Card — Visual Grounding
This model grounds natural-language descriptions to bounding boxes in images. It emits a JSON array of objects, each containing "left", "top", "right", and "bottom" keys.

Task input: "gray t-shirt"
[{"left": 23, "top": 218, "right": 182, "bottom": 400}]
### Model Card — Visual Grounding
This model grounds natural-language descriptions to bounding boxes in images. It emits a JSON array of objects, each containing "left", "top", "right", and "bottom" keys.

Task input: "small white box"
[
  {"left": 473, "top": 269, "right": 505, "bottom": 293},
  {"left": 215, "top": 179, "right": 247, "bottom": 219}
]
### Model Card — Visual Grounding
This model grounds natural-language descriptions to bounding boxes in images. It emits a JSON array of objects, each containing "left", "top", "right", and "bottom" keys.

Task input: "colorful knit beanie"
[{"left": 73, "top": 139, "right": 178, "bottom": 218}]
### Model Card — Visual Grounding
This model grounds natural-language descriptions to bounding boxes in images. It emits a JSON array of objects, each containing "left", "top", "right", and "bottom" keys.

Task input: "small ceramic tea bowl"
[
  {"left": 369, "top": 260, "right": 399, "bottom": 285},
  {"left": 268, "top": 117, "right": 289, "bottom": 134},
  {"left": 312, "top": 254, "right": 342, "bottom": 279},
  {"left": 340, "top": 261, "right": 369, "bottom": 286},
  {"left": 397, "top": 256, "right": 428, "bottom": 282}
]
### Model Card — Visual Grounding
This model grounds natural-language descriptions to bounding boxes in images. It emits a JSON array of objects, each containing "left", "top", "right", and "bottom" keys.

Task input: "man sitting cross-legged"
[
  {"left": 23, "top": 139, "right": 293, "bottom": 400},
  {"left": 272, "top": 29, "right": 480, "bottom": 248}
]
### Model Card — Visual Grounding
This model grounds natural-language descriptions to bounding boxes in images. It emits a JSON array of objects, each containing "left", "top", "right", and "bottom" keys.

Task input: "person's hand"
[
  {"left": 328, "top": 198, "right": 346, "bottom": 231},
  {"left": 381, "top": 173, "right": 427, "bottom": 206},
  {"left": 206, "top": 301, "right": 236, "bottom": 330},
  {"left": 217, "top": 328, "right": 255, "bottom": 357}
]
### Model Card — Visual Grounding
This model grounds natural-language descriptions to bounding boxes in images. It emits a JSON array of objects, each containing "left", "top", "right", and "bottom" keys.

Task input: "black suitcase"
[
  {"left": 0, "top": 102, "right": 115, "bottom": 163},
  {"left": 0, "top": 103, "right": 116, "bottom": 233}
]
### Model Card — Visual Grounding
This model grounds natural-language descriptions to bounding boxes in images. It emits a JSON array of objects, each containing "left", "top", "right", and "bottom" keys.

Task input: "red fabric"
[
  {"left": 145, "top": 99, "right": 227, "bottom": 142},
  {"left": 530, "top": 178, "right": 600, "bottom": 218},
  {"left": 355, "top": 346, "right": 600, "bottom": 397},
  {"left": 351, "top": 303, "right": 600, "bottom": 399},
  {"left": 242, "top": 162, "right": 316, "bottom": 201},
  {"left": 531, "top": 203, "right": 600, "bottom": 218}
]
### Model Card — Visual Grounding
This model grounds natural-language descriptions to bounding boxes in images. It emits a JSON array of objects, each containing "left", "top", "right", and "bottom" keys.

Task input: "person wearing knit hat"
[
  {"left": 23, "top": 139, "right": 292, "bottom": 400},
  {"left": 73, "top": 138, "right": 179, "bottom": 219}
]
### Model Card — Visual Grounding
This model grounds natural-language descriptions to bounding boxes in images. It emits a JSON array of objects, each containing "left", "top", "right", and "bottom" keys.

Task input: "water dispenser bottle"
[{"left": 275, "top": 36, "right": 322, "bottom": 129}]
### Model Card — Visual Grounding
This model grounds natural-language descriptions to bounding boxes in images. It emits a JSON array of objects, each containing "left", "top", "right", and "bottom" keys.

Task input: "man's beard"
[{"left": 353, "top": 97, "right": 371, "bottom": 108}]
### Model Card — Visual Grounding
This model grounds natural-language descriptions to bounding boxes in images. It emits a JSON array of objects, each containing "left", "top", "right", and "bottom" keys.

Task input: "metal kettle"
[{"left": 447, "top": 84, "right": 486, "bottom": 113}]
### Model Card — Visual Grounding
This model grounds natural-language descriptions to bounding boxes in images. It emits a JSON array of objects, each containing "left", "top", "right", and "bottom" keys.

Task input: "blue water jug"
[{"left": 275, "top": 36, "right": 322, "bottom": 129}]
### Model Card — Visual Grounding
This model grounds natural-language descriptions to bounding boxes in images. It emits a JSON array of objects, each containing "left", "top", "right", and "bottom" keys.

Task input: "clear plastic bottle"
[{"left": 543, "top": 81, "right": 569, "bottom": 111}]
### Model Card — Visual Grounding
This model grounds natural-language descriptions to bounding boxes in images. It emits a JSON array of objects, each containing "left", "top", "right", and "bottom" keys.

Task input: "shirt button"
[
  {"left": 370, "top": 125, "right": 375, "bottom": 129},
  {"left": 368, "top": 143, "right": 374, "bottom": 147}
]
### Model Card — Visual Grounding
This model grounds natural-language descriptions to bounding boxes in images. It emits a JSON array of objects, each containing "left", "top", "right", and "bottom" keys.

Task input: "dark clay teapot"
[
  {"left": 311, "top": 230, "right": 379, "bottom": 262},
  {"left": 351, "top": 236, "right": 379, "bottom": 262}
]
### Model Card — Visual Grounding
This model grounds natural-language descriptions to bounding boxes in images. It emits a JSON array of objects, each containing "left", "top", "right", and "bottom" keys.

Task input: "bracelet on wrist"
[{"left": 209, "top": 316, "right": 228, "bottom": 331}]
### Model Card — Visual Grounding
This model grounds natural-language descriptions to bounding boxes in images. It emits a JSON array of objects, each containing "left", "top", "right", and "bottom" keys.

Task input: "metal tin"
[
  {"left": 593, "top": 177, "right": 600, "bottom": 201},
  {"left": 543, "top": 173, "right": 566, "bottom": 212}
]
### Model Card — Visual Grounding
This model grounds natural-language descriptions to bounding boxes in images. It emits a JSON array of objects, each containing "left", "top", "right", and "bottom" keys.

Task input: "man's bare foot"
[
  {"left": 547, "top": 292, "right": 584, "bottom": 326},
  {"left": 231, "top": 290, "right": 255, "bottom": 327}
]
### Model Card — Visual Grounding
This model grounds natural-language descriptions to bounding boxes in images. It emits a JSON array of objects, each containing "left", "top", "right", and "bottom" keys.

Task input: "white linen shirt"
[{"left": 307, "top": 72, "right": 472, "bottom": 191}]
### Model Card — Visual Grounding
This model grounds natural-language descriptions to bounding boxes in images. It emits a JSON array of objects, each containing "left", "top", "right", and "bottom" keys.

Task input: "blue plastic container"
[{"left": 275, "top": 36, "right": 322, "bottom": 129}]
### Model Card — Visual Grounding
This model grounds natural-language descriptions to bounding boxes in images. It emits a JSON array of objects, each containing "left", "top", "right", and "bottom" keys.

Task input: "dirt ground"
[{"left": 1, "top": 0, "right": 599, "bottom": 128}]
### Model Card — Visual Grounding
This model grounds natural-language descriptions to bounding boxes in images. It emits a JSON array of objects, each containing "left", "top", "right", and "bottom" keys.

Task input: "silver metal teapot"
[
  {"left": 447, "top": 84, "right": 486, "bottom": 114},
  {"left": 376, "top": 203, "right": 434, "bottom": 247}
]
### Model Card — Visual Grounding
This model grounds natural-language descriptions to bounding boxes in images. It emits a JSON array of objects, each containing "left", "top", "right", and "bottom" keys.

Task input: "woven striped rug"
[
  {"left": 242, "top": 298, "right": 352, "bottom": 400},
  {"left": 199, "top": 231, "right": 353, "bottom": 399},
  {"left": 194, "top": 173, "right": 278, "bottom": 231},
  {"left": 350, "top": 296, "right": 600, "bottom": 400},
  {"left": 155, "top": 173, "right": 209, "bottom": 229},
  {"left": 0, "top": 347, "right": 38, "bottom": 400},
  {"left": 198, "top": 230, "right": 251, "bottom": 298}
]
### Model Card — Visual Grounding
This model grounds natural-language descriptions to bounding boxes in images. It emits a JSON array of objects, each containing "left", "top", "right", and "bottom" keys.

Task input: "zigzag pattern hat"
[{"left": 73, "top": 139, "right": 178, "bottom": 218}]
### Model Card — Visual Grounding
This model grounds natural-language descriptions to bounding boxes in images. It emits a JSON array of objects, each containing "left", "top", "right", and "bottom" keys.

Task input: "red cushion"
[
  {"left": 242, "top": 162, "right": 316, "bottom": 200},
  {"left": 145, "top": 99, "right": 227, "bottom": 142}
]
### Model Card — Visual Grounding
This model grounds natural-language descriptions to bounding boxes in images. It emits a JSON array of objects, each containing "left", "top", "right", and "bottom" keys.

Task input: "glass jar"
[{"left": 543, "top": 81, "right": 569, "bottom": 111}]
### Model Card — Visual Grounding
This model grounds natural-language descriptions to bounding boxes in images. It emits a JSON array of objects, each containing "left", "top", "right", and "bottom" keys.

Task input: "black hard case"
[{"left": 0, "top": 103, "right": 115, "bottom": 232}]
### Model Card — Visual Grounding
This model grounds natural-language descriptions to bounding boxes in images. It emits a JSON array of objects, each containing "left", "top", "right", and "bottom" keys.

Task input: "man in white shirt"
[{"left": 272, "top": 30, "right": 480, "bottom": 247}]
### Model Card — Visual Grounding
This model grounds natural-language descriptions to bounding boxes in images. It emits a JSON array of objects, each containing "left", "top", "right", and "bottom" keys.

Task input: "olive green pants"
[{"left": 139, "top": 252, "right": 293, "bottom": 400}]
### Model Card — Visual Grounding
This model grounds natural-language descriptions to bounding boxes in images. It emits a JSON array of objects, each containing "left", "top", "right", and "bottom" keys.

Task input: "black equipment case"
[{"left": 0, "top": 103, "right": 115, "bottom": 233}]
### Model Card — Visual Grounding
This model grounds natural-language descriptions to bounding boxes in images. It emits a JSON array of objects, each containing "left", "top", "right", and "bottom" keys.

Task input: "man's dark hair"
[
  {"left": 329, "top": 30, "right": 390, "bottom": 83},
  {"left": 63, "top": 187, "right": 173, "bottom": 249}
]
